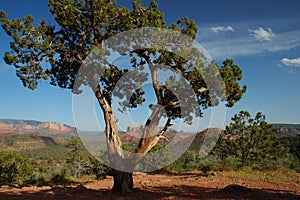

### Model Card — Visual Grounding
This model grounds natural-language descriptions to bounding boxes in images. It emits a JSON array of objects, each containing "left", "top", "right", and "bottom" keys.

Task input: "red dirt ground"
[{"left": 0, "top": 172, "right": 299, "bottom": 200}]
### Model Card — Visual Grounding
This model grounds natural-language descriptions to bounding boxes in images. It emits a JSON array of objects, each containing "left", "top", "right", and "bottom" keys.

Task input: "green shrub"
[
  {"left": 251, "top": 153, "right": 300, "bottom": 171},
  {"left": 0, "top": 152, "right": 35, "bottom": 186},
  {"left": 221, "top": 155, "right": 242, "bottom": 170},
  {"left": 35, "top": 176, "right": 47, "bottom": 187},
  {"left": 197, "top": 155, "right": 221, "bottom": 176},
  {"left": 137, "top": 144, "right": 172, "bottom": 172},
  {"left": 161, "top": 150, "right": 197, "bottom": 173},
  {"left": 49, "top": 169, "right": 68, "bottom": 185},
  {"left": 88, "top": 156, "right": 109, "bottom": 180}
]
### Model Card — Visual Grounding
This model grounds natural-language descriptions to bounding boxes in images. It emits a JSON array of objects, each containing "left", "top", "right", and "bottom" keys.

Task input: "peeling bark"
[{"left": 94, "top": 84, "right": 123, "bottom": 159}]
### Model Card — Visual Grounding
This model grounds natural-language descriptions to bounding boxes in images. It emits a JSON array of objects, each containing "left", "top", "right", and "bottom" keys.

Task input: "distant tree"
[
  {"left": 0, "top": 0, "right": 246, "bottom": 193},
  {"left": 65, "top": 136, "right": 109, "bottom": 179},
  {"left": 279, "top": 136, "right": 300, "bottom": 170},
  {"left": 0, "top": 152, "right": 35, "bottom": 186},
  {"left": 164, "top": 150, "right": 198, "bottom": 173},
  {"left": 65, "top": 136, "right": 87, "bottom": 178},
  {"left": 279, "top": 136, "right": 300, "bottom": 161},
  {"left": 88, "top": 155, "right": 110, "bottom": 180},
  {"left": 216, "top": 111, "right": 283, "bottom": 166}
]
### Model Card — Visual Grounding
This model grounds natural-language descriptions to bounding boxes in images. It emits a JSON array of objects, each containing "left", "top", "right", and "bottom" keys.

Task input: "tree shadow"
[
  {"left": 132, "top": 184, "right": 300, "bottom": 200},
  {"left": 0, "top": 183, "right": 299, "bottom": 200},
  {"left": 0, "top": 184, "right": 107, "bottom": 200},
  {"left": 147, "top": 170, "right": 203, "bottom": 177}
]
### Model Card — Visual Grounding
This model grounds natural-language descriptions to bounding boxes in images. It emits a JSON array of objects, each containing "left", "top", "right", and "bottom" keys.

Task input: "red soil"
[{"left": 0, "top": 172, "right": 299, "bottom": 200}]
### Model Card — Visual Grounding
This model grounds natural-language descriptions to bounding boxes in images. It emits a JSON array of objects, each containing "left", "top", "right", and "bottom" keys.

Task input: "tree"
[
  {"left": 65, "top": 136, "right": 88, "bottom": 178},
  {"left": 0, "top": 0, "right": 246, "bottom": 193},
  {"left": 216, "top": 111, "right": 283, "bottom": 166},
  {"left": 280, "top": 135, "right": 300, "bottom": 161},
  {"left": 65, "top": 136, "right": 108, "bottom": 179}
]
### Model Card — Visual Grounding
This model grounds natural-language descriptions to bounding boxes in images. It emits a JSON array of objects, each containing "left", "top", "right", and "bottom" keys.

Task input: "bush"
[
  {"left": 88, "top": 156, "right": 110, "bottom": 180},
  {"left": 251, "top": 153, "right": 300, "bottom": 171},
  {"left": 34, "top": 176, "right": 47, "bottom": 187},
  {"left": 198, "top": 155, "right": 221, "bottom": 176},
  {"left": 136, "top": 144, "right": 172, "bottom": 172},
  {"left": 0, "top": 152, "right": 35, "bottom": 186},
  {"left": 161, "top": 150, "right": 197, "bottom": 173},
  {"left": 221, "top": 155, "right": 242, "bottom": 170},
  {"left": 49, "top": 169, "right": 68, "bottom": 185}
]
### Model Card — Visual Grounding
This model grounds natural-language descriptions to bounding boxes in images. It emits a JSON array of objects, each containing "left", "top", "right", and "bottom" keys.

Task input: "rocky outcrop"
[
  {"left": 272, "top": 124, "right": 300, "bottom": 138},
  {"left": 0, "top": 119, "right": 77, "bottom": 136},
  {"left": 127, "top": 125, "right": 144, "bottom": 134}
]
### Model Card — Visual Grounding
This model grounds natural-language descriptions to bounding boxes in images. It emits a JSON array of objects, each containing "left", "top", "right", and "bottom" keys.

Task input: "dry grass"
[{"left": 222, "top": 167, "right": 300, "bottom": 184}]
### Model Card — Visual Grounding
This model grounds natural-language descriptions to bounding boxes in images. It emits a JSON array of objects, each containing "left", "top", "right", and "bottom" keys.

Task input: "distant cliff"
[
  {"left": 0, "top": 119, "right": 77, "bottom": 136},
  {"left": 272, "top": 124, "right": 300, "bottom": 138}
]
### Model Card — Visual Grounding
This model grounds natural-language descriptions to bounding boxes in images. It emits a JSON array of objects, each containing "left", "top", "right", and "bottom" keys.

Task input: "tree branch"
[
  {"left": 133, "top": 49, "right": 164, "bottom": 104},
  {"left": 157, "top": 116, "right": 172, "bottom": 142}
]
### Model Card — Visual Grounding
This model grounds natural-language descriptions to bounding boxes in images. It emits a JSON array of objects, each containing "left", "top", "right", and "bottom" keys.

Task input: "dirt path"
[{"left": 0, "top": 172, "right": 299, "bottom": 199}]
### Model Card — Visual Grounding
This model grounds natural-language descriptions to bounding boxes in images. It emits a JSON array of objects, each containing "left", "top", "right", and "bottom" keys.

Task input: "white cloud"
[
  {"left": 281, "top": 57, "right": 300, "bottom": 67},
  {"left": 210, "top": 26, "right": 234, "bottom": 33},
  {"left": 249, "top": 27, "right": 275, "bottom": 41},
  {"left": 199, "top": 30, "right": 300, "bottom": 59}
]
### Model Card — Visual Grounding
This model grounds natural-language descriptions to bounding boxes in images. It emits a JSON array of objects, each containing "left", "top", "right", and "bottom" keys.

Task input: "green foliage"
[
  {"left": 219, "top": 59, "right": 247, "bottom": 107},
  {"left": 163, "top": 150, "right": 197, "bottom": 173},
  {"left": 88, "top": 156, "right": 110, "bottom": 180},
  {"left": 220, "top": 155, "right": 242, "bottom": 170},
  {"left": 65, "top": 136, "right": 109, "bottom": 179},
  {"left": 34, "top": 176, "right": 47, "bottom": 187},
  {"left": 162, "top": 151, "right": 221, "bottom": 176},
  {"left": 20, "top": 145, "right": 70, "bottom": 176},
  {"left": 65, "top": 136, "right": 86, "bottom": 178},
  {"left": 278, "top": 153, "right": 300, "bottom": 172},
  {"left": 0, "top": 152, "right": 35, "bottom": 186},
  {"left": 1, "top": 137, "right": 110, "bottom": 185},
  {"left": 215, "top": 111, "right": 284, "bottom": 167},
  {"left": 0, "top": 0, "right": 245, "bottom": 114},
  {"left": 136, "top": 143, "right": 172, "bottom": 172},
  {"left": 197, "top": 155, "right": 221, "bottom": 176},
  {"left": 279, "top": 135, "right": 300, "bottom": 161},
  {"left": 279, "top": 136, "right": 300, "bottom": 171},
  {"left": 49, "top": 169, "right": 68, "bottom": 185}
]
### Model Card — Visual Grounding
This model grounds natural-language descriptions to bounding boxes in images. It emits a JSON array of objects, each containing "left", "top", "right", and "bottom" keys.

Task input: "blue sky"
[{"left": 0, "top": 0, "right": 300, "bottom": 131}]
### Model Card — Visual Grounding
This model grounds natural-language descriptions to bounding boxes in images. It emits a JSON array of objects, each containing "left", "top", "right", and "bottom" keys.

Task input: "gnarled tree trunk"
[
  {"left": 111, "top": 170, "right": 133, "bottom": 193},
  {"left": 92, "top": 63, "right": 170, "bottom": 194},
  {"left": 94, "top": 85, "right": 133, "bottom": 194}
]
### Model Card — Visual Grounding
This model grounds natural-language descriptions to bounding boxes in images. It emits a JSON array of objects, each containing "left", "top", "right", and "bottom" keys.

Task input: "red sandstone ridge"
[
  {"left": 120, "top": 125, "right": 192, "bottom": 144},
  {"left": 0, "top": 119, "right": 77, "bottom": 136},
  {"left": 37, "top": 122, "right": 73, "bottom": 133}
]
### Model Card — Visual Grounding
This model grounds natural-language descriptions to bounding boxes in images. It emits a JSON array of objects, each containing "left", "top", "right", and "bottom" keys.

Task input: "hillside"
[
  {"left": 0, "top": 119, "right": 77, "bottom": 136},
  {"left": 0, "top": 134, "right": 61, "bottom": 152},
  {"left": 272, "top": 124, "right": 300, "bottom": 138},
  {"left": 1, "top": 119, "right": 299, "bottom": 154},
  {"left": 1, "top": 119, "right": 298, "bottom": 138}
]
